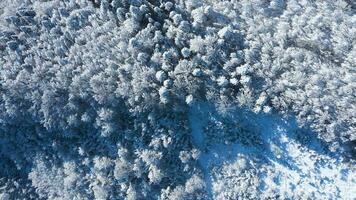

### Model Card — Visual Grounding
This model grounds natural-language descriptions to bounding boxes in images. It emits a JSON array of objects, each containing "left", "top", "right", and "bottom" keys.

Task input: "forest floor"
[{"left": 189, "top": 102, "right": 355, "bottom": 199}]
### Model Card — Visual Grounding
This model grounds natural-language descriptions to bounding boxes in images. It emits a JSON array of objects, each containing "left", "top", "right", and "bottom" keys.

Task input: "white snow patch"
[{"left": 188, "top": 102, "right": 356, "bottom": 199}]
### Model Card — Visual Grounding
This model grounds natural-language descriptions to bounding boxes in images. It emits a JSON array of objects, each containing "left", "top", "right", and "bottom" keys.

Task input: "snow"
[
  {"left": 186, "top": 95, "right": 195, "bottom": 105},
  {"left": 1, "top": 0, "right": 355, "bottom": 198},
  {"left": 217, "top": 76, "right": 229, "bottom": 87},
  {"left": 189, "top": 102, "right": 356, "bottom": 199},
  {"left": 192, "top": 68, "right": 203, "bottom": 77},
  {"left": 181, "top": 47, "right": 191, "bottom": 58},
  {"left": 156, "top": 70, "right": 167, "bottom": 82}
]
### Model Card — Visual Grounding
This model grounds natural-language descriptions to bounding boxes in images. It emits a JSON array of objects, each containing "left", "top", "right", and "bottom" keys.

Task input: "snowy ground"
[{"left": 189, "top": 102, "right": 355, "bottom": 199}]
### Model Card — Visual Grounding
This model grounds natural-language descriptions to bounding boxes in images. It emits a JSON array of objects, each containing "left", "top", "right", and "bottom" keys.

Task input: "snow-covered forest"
[{"left": 0, "top": 0, "right": 355, "bottom": 199}]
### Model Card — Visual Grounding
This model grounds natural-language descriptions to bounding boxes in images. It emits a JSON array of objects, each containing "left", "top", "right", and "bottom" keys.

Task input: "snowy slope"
[{"left": 189, "top": 102, "right": 356, "bottom": 199}]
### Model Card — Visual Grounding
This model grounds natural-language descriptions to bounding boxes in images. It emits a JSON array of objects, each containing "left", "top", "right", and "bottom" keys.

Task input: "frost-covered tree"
[{"left": 0, "top": 0, "right": 355, "bottom": 199}]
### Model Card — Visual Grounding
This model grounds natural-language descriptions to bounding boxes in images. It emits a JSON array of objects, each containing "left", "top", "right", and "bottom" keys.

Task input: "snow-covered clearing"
[{"left": 189, "top": 102, "right": 356, "bottom": 199}]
